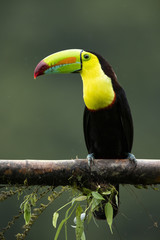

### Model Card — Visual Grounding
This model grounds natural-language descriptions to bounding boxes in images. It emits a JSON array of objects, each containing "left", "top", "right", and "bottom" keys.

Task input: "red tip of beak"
[{"left": 34, "top": 60, "right": 49, "bottom": 79}]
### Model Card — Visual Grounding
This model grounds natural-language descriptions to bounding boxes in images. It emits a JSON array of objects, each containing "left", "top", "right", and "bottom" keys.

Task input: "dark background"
[{"left": 0, "top": 0, "right": 160, "bottom": 239}]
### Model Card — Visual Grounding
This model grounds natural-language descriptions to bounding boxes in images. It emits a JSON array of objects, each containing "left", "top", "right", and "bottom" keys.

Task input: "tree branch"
[{"left": 0, "top": 159, "right": 160, "bottom": 187}]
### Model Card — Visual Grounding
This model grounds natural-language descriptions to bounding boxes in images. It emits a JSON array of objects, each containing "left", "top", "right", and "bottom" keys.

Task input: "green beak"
[{"left": 34, "top": 49, "right": 83, "bottom": 79}]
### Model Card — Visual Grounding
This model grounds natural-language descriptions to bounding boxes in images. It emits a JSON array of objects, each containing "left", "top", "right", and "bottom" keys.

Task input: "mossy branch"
[{"left": 0, "top": 159, "right": 160, "bottom": 186}]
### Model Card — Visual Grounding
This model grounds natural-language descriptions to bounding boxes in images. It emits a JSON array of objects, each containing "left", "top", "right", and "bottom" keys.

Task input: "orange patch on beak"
[{"left": 53, "top": 57, "right": 77, "bottom": 67}]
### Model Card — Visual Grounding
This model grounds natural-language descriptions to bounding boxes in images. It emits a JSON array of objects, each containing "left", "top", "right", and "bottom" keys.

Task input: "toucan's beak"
[{"left": 34, "top": 49, "right": 83, "bottom": 79}]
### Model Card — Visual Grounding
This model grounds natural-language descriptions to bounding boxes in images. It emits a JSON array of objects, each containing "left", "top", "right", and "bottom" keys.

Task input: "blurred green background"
[{"left": 0, "top": 0, "right": 160, "bottom": 239}]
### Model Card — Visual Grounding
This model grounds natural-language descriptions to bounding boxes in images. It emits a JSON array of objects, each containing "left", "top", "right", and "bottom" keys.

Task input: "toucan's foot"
[
  {"left": 87, "top": 153, "right": 95, "bottom": 167},
  {"left": 127, "top": 153, "right": 137, "bottom": 165}
]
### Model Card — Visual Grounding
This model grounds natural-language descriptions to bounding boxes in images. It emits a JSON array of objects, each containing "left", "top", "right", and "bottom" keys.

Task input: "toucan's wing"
[{"left": 117, "top": 87, "right": 133, "bottom": 153}]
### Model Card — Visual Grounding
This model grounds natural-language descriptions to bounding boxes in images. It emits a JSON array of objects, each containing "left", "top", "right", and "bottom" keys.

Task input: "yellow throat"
[{"left": 80, "top": 53, "right": 115, "bottom": 110}]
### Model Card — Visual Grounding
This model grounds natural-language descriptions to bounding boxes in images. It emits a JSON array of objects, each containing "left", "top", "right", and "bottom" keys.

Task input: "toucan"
[{"left": 34, "top": 49, "right": 134, "bottom": 220}]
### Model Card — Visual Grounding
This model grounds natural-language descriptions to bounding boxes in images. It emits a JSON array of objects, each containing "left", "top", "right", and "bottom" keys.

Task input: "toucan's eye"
[{"left": 83, "top": 54, "right": 90, "bottom": 61}]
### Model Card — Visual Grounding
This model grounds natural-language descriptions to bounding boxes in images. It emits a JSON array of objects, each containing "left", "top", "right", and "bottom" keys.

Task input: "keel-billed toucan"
[{"left": 34, "top": 49, "right": 134, "bottom": 219}]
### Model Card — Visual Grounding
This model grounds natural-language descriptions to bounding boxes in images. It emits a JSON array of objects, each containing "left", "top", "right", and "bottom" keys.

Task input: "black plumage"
[{"left": 83, "top": 52, "right": 133, "bottom": 219}]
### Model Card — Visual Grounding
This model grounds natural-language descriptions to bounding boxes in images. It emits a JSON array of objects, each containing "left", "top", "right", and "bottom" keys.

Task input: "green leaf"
[
  {"left": 24, "top": 202, "right": 31, "bottom": 225},
  {"left": 81, "top": 231, "right": 86, "bottom": 240},
  {"left": 75, "top": 196, "right": 87, "bottom": 202},
  {"left": 92, "top": 191, "right": 105, "bottom": 200},
  {"left": 105, "top": 202, "right": 113, "bottom": 234},
  {"left": 54, "top": 218, "right": 67, "bottom": 240},
  {"left": 102, "top": 190, "right": 111, "bottom": 195},
  {"left": 87, "top": 209, "right": 93, "bottom": 224},
  {"left": 115, "top": 194, "right": 118, "bottom": 207},
  {"left": 76, "top": 205, "right": 84, "bottom": 240},
  {"left": 52, "top": 212, "right": 59, "bottom": 228},
  {"left": 91, "top": 198, "right": 101, "bottom": 212}
]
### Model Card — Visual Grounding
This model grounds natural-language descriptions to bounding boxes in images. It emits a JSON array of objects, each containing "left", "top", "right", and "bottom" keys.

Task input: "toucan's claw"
[
  {"left": 127, "top": 153, "right": 137, "bottom": 165},
  {"left": 87, "top": 153, "right": 95, "bottom": 167}
]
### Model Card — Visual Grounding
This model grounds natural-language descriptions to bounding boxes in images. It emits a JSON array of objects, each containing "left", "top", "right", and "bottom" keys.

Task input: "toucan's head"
[
  {"left": 34, "top": 49, "right": 117, "bottom": 110},
  {"left": 34, "top": 49, "right": 116, "bottom": 80}
]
